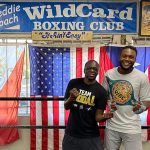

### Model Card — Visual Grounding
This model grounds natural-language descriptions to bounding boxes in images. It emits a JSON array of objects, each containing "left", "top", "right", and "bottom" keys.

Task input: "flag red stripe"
[
  {"left": 53, "top": 97, "right": 59, "bottom": 150},
  {"left": 88, "top": 47, "right": 94, "bottom": 60},
  {"left": 76, "top": 48, "right": 82, "bottom": 78},
  {"left": 65, "top": 110, "right": 69, "bottom": 125},
  {"left": 99, "top": 46, "right": 114, "bottom": 84},
  {"left": 147, "top": 108, "right": 150, "bottom": 140},
  {"left": 99, "top": 46, "right": 106, "bottom": 84},
  {"left": 42, "top": 97, "right": 48, "bottom": 150},
  {"left": 30, "top": 98, "right": 36, "bottom": 150},
  {"left": 148, "top": 65, "right": 150, "bottom": 82},
  {"left": 98, "top": 47, "right": 101, "bottom": 77}
]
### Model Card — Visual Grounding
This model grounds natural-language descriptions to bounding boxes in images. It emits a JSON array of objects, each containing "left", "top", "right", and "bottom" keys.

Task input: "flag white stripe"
[
  {"left": 36, "top": 101, "right": 42, "bottom": 125},
  {"left": 48, "top": 101, "right": 53, "bottom": 150},
  {"left": 36, "top": 129, "right": 42, "bottom": 150},
  {"left": 36, "top": 101, "right": 42, "bottom": 149},
  {"left": 82, "top": 46, "right": 88, "bottom": 77},
  {"left": 59, "top": 101, "right": 65, "bottom": 125},
  {"left": 94, "top": 46, "right": 100, "bottom": 82},
  {"left": 59, "top": 100, "right": 65, "bottom": 149},
  {"left": 145, "top": 68, "right": 148, "bottom": 76},
  {"left": 48, "top": 129, "right": 54, "bottom": 150},
  {"left": 48, "top": 101, "right": 53, "bottom": 125},
  {"left": 70, "top": 46, "right": 76, "bottom": 79}
]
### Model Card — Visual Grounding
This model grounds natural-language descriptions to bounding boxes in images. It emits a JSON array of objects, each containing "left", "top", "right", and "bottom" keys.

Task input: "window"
[{"left": 0, "top": 38, "right": 32, "bottom": 115}]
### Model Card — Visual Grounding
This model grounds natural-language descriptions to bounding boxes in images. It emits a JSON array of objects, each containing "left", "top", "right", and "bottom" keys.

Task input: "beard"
[
  {"left": 119, "top": 61, "right": 134, "bottom": 71},
  {"left": 88, "top": 73, "right": 98, "bottom": 81},
  {"left": 85, "top": 74, "right": 97, "bottom": 82},
  {"left": 88, "top": 77, "right": 96, "bottom": 82}
]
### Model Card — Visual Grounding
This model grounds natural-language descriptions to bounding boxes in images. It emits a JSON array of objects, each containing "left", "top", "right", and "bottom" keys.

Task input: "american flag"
[
  {"left": 29, "top": 45, "right": 101, "bottom": 150},
  {"left": 29, "top": 45, "right": 150, "bottom": 150}
]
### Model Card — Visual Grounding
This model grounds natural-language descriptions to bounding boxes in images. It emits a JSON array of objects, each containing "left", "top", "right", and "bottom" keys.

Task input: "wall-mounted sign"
[
  {"left": 32, "top": 31, "right": 93, "bottom": 41},
  {"left": 0, "top": 2, "right": 137, "bottom": 33}
]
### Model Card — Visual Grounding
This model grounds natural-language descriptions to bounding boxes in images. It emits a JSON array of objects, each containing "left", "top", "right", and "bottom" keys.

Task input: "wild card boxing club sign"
[{"left": 0, "top": 1, "right": 137, "bottom": 33}]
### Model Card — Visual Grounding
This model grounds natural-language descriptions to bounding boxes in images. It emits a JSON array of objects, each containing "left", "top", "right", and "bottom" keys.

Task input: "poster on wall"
[
  {"left": 0, "top": 2, "right": 137, "bottom": 33},
  {"left": 140, "top": 0, "right": 150, "bottom": 36}
]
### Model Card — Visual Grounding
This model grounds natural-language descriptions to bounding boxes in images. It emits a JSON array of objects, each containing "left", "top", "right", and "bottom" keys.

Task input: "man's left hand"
[{"left": 132, "top": 101, "right": 147, "bottom": 114}]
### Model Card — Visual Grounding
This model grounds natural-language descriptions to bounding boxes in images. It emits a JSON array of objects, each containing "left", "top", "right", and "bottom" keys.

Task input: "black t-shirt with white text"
[{"left": 65, "top": 78, "right": 107, "bottom": 138}]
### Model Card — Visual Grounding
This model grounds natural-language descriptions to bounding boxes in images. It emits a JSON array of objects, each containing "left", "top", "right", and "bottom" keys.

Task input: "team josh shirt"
[{"left": 65, "top": 78, "right": 107, "bottom": 138}]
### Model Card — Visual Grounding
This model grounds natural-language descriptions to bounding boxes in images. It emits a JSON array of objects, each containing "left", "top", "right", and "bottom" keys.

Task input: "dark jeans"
[{"left": 62, "top": 134, "right": 104, "bottom": 150}]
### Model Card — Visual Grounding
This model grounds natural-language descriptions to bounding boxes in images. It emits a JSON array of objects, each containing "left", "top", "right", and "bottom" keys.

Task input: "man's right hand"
[
  {"left": 69, "top": 88, "right": 79, "bottom": 101},
  {"left": 110, "top": 100, "right": 117, "bottom": 112},
  {"left": 103, "top": 112, "right": 113, "bottom": 120},
  {"left": 64, "top": 88, "right": 79, "bottom": 110}
]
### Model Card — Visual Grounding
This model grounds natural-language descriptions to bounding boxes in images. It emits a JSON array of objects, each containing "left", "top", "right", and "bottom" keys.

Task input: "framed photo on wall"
[{"left": 140, "top": 0, "right": 150, "bottom": 36}]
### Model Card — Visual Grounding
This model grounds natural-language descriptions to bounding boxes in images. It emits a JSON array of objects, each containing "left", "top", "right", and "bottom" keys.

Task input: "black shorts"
[{"left": 62, "top": 134, "right": 104, "bottom": 150}]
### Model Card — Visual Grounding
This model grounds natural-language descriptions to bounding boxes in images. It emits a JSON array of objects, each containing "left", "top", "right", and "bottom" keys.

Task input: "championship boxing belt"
[{"left": 106, "top": 77, "right": 146, "bottom": 114}]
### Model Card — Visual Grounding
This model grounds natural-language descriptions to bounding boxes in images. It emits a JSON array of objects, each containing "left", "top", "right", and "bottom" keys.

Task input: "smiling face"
[
  {"left": 84, "top": 60, "right": 99, "bottom": 84},
  {"left": 119, "top": 47, "right": 136, "bottom": 74}
]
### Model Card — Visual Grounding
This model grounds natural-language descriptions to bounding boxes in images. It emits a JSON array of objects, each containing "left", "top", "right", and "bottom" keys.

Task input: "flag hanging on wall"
[
  {"left": 29, "top": 45, "right": 101, "bottom": 150},
  {"left": 0, "top": 46, "right": 25, "bottom": 145},
  {"left": 29, "top": 45, "right": 150, "bottom": 150}
]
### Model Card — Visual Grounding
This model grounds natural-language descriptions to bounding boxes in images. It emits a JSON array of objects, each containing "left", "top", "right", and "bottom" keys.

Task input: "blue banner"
[{"left": 0, "top": 2, "right": 137, "bottom": 33}]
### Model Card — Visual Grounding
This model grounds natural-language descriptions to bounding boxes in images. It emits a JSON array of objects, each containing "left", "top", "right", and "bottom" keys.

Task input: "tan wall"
[{"left": 0, "top": 116, "right": 150, "bottom": 150}]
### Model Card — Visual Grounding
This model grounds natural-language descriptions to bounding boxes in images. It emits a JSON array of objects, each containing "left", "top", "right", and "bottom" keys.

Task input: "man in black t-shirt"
[{"left": 62, "top": 60, "right": 113, "bottom": 150}]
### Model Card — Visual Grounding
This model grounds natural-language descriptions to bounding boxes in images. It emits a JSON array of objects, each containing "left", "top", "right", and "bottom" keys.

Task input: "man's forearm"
[
  {"left": 95, "top": 114, "right": 108, "bottom": 122},
  {"left": 95, "top": 109, "right": 113, "bottom": 122}
]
